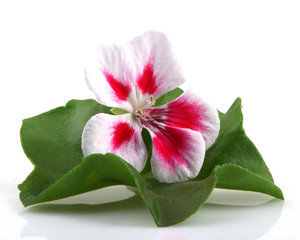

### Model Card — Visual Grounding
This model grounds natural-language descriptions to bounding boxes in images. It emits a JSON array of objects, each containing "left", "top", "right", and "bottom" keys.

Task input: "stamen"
[
  {"left": 134, "top": 96, "right": 156, "bottom": 125},
  {"left": 147, "top": 96, "right": 155, "bottom": 106}
]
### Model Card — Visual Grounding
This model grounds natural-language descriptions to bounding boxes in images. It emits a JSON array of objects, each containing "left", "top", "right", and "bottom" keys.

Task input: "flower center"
[{"left": 134, "top": 97, "right": 155, "bottom": 126}]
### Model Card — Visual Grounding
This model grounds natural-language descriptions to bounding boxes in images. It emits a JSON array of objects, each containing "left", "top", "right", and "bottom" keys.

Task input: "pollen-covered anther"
[
  {"left": 134, "top": 96, "right": 155, "bottom": 122},
  {"left": 134, "top": 109, "right": 153, "bottom": 122},
  {"left": 147, "top": 96, "right": 155, "bottom": 106}
]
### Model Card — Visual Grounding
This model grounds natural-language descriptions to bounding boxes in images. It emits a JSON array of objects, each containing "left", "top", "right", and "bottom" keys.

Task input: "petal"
[
  {"left": 82, "top": 113, "right": 147, "bottom": 172},
  {"left": 150, "top": 90, "right": 220, "bottom": 149},
  {"left": 85, "top": 44, "right": 135, "bottom": 111},
  {"left": 127, "top": 31, "right": 185, "bottom": 99},
  {"left": 146, "top": 123, "right": 205, "bottom": 183},
  {"left": 85, "top": 31, "right": 185, "bottom": 111}
]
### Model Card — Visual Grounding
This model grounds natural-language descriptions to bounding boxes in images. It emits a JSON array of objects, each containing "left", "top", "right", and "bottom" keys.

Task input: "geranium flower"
[{"left": 82, "top": 31, "right": 220, "bottom": 183}]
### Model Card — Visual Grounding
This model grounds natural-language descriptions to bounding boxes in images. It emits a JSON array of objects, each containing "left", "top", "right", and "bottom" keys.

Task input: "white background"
[{"left": 1, "top": 0, "right": 299, "bottom": 239}]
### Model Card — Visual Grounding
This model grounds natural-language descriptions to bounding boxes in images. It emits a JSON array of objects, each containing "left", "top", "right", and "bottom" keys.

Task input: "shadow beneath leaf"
[
  {"left": 21, "top": 194, "right": 154, "bottom": 225},
  {"left": 20, "top": 188, "right": 284, "bottom": 240},
  {"left": 20, "top": 194, "right": 157, "bottom": 240},
  {"left": 206, "top": 188, "right": 275, "bottom": 206}
]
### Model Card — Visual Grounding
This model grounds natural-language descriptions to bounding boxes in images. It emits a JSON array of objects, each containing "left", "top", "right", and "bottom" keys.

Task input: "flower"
[{"left": 82, "top": 31, "right": 220, "bottom": 183}]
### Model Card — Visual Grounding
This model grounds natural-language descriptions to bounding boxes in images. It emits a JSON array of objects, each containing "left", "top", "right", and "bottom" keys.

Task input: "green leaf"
[
  {"left": 111, "top": 107, "right": 129, "bottom": 115},
  {"left": 140, "top": 128, "right": 153, "bottom": 177},
  {"left": 19, "top": 99, "right": 111, "bottom": 205},
  {"left": 197, "top": 98, "right": 283, "bottom": 199},
  {"left": 154, "top": 87, "right": 183, "bottom": 106},
  {"left": 21, "top": 153, "right": 218, "bottom": 227},
  {"left": 19, "top": 97, "right": 283, "bottom": 227},
  {"left": 214, "top": 164, "right": 283, "bottom": 199}
]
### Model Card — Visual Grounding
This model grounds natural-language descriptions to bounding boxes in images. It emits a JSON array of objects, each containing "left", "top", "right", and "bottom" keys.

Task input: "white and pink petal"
[
  {"left": 146, "top": 123, "right": 206, "bottom": 183},
  {"left": 81, "top": 113, "right": 147, "bottom": 172},
  {"left": 85, "top": 44, "right": 135, "bottom": 111},
  {"left": 150, "top": 91, "right": 220, "bottom": 149},
  {"left": 127, "top": 31, "right": 185, "bottom": 100}
]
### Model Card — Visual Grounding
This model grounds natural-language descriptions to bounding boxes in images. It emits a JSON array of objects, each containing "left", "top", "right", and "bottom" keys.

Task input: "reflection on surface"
[
  {"left": 155, "top": 229, "right": 191, "bottom": 240},
  {"left": 181, "top": 200, "right": 283, "bottom": 240},
  {"left": 20, "top": 188, "right": 284, "bottom": 240}
]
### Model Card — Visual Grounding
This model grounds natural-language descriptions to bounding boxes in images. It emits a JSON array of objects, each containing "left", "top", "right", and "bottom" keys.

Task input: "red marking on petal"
[
  {"left": 137, "top": 62, "right": 158, "bottom": 95},
  {"left": 104, "top": 71, "right": 131, "bottom": 101},
  {"left": 167, "top": 99, "right": 208, "bottom": 132},
  {"left": 112, "top": 122, "right": 135, "bottom": 150},
  {"left": 150, "top": 95, "right": 209, "bottom": 134},
  {"left": 152, "top": 125, "right": 191, "bottom": 172}
]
